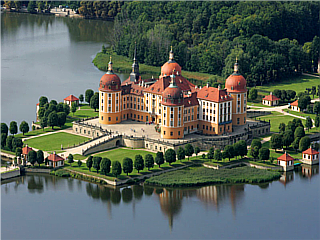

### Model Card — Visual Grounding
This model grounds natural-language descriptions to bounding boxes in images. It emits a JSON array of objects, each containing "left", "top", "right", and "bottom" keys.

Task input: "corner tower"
[
  {"left": 160, "top": 70, "right": 184, "bottom": 139},
  {"left": 99, "top": 56, "right": 122, "bottom": 124},
  {"left": 225, "top": 59, "right": 247, "bottom": 126}
]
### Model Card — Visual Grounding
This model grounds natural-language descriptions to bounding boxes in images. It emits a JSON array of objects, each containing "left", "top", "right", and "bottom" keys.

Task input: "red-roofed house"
[
  {"left": 22, "top": 145, "right": 34, "bottom": 165},
  {"left": 290, "top": 100, "right": 300, "bottom": 112},
  {"left": 277, "top": 152, "right": 294, "bottom": 171},
  {"left": 47, "top": 152, "right": 65, "bottom": 168},
  {"left": 301, "top": 148, "right": 319, "bottom": 165},
  {"left": 64, "top": 95, "right": 79, "bottom": 107},
  {"left": 262, "top": 92, "right": 280, "bottom": 106}
]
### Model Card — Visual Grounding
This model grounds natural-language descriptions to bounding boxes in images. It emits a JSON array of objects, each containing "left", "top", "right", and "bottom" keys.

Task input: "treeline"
[
  {"left": 78, "top": 1, "right": 123, "bottom": 19},
  {"left": 112, "top": 1, "right": 320, "bottom": 86}
]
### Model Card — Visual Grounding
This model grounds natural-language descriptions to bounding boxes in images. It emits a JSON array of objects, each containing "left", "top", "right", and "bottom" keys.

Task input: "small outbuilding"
[
  {"left": 64, "top": 95, "right": 79, "bottom": 107},
  {"left": 262, "top": 92, "right": 280, "bottom": 106},
  {"left": 277, "top": 152, "right": 294, "bottom": 171},
  {"left": 47, "top": 152, "right": 65, "bottom": 168},
  {"left": 290, "top": 100, "right": 300, "bottom": 112},
  {"left": 301, "top": 148, "right": 319, "bottom": 165},
  {"left": 22, "top": 145, "right": 33, "bottom": 165}
]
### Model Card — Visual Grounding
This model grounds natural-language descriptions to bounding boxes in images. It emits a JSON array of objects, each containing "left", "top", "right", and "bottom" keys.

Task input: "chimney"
[
  {"left": 206, "top": 82, "right": 209, "bottom": 88},
  {"left": 218, "top": 84, "right": 221, "bottom": 90},
  {"left": 126, "top": 82, "right": 128, "bottom": 86},
  {"left": 270, "top": 92, "right": 272, "bottom": 95},
  {"left": 54, "top": 151, "right": 56, "bottom": 155}
]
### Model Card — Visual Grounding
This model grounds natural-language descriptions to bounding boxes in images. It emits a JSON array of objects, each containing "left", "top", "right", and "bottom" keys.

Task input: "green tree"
[
  {"left": 155, "top": 151, "right": 164, "bottom": 167},
  {"left": 145, "top": 154, "right": 154, "bottom": 170},
  {"left": 313, "top": 102, "right": 320, "bottom": 116},
  {"left": 279, "top": 123, "right": 286, "bottom": 133},
  {"left": 214, "top": 149, "right": 222, "bottom": 161},
  {"left": 202, "top": 153, "right": 206, "bottom": 159},
  {"left": 270, "top": 134, "right": 282, "bottom": 151},
  {"left": 299, "top": 136, "right": 311, "bottom": 151},
  {"left": 39, "top": 96, "right": 48, "bottom": 107},
  {"left": 71, "top": 102, "right": 77, "bottom": 116},
  {"left": 165, "top": 149, "right": 176, "bottom": 165},
  {"left": 79, "top": 94, "right": 84, "bottom": 104},
  {"left": 85, "top": 89, "right": 94, "bottom": 104},
  {"left": 298, "top": 95, "right": 311, "bottom": 111},
  {"left": 100, "top": 158, "right": 111, "bottom": 175},
  {"left": 248, "top": 88, "right": 258, "bottom": 100},
  {"left": 63, "top": 104, "right": 70, "bottom": 116},
  {"left": 28, "top": 150, "right": 37, "bottom": 166},
  {"left": 207, "top": 147, "right": 214, "bottom": 160},
  {"left": 259, "top": 148, "right": 270, "bottom": 161},
  {"left": 251, "top": 139, "right": 262, "bottom": 150},
  {"left": 40, "top": 117, "right": 47, "bottom": 131},
  {"left": 90, "top": 93, "right": 99, "bottom": 112},
  {"left": 292, "top": 138, "right": 300, "bottom": 152},
  {"left": 177, "top": 147, "right": 185, "bottom": 160},
  {"left": 93, "top": 156, "right": 102, "bottom": 173},
  {"left": 1, "top": 123, "right": 8, "bottom": 136},
  {"left": 134, "top": 154, "right": 144, "bottom": 173},
  {"left": 77, "top": 160, "right": 82, "bottom": 167},
  {"left": 223, "top": 145, "right": 234, "bottom": 161},
  {"left": 37, "top": 150, "right": 44, "bottom": 166},
  {"left": 294, "top": 126, "right": 305, "bottom": 139},
  {"left": 123, "top": 157, "right": 133, "bottom": 175},
  {"left": 86, "top": 156, "right": 93, "bottom": 171},
  {"left": 38, "top": 107, "right": 46, "bottom": 120},
  {"left": 273, "top": 89, "right": 281, "bottom": 98},
  {"left": 68, "top": 154, "right": 74, "bottom": 166},
  {"left": 237, "top": 140, "right": 248, "bottom": 158},
  {"left": 56, "top": 102, "right": 64, "bottom": 113},
  {"left": 194, "top": 146, "right": 200, "bottom": 158},
  {"left": 15, "top": 147, "right": 22, "bottom": 157},
  {"left": 282, "top": 130, "right": 294, "bottom": 149},
  {"left": 185, "top": 144, "right": 194, "bottom": 161},
  {"left": 57, "top": 112, "right": 67, "bottom": 127},
  {"left": 9, "top": 121, "right": 18, "bottom": 136},
  {"left": 11, "top": 137, "right": 23, "bottom": 152},
  {"left": 48, "top": 112, "right": 58, "bottom": 130},
  {"left": 305, "top": 116, "right": 313, "bottom": 131},
  {"left": 112, "top": 161, "right": 122, "bottom": 177},
  {"left": 250, "top": 146, "right": 260, "bottom": 160},
  {"left": 6, "top": 135, "right": 14, "bottom": 151},
  {"left": 1, "top": 133, "right": 7, "bottom": 148}
]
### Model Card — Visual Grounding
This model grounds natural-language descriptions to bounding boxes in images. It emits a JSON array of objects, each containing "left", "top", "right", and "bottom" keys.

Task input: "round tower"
[
  {"left": 225, "top": 59, "right": 247, "bottom": 126},
  {"left": 161, "top": 71, "right": 184, "bottom": 139},
  {"left": 99, "top": 56, "right": 122, "bottom": 124}
]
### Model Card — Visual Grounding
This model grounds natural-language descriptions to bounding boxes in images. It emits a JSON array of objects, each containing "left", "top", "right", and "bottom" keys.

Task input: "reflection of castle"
[
  {"left": 301, "top": 164, "right": 319, "bottom": 179},
  {"left": 98, "top": 46, "right": 247, "bottom": 139}
]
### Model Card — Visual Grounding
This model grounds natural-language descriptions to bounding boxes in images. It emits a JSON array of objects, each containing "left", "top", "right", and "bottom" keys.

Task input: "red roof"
[
  {"left": 183, "top": 92, "right": 199, "bottom": 107},
  {"left": 277, "top": 152, "right": 294, "bottom": 161},
  {"left": 161, "top": 61, "right": 182, "bottom": 76},
  {"left": 99, "top": 73, "right": 121, "bottom": 92},
  {"left": 197, "top": 86, "right": 233, "bottom": 102},
  {"left": 22, "top": 146, "right": 33, "bottom": 155},
  {"left": 263, "top": 94, "right": 280, "bottom": 101},
  {"left": 36, "top": 103, "right": 39, "bottom": 106},
  {"left": 145, "top": 75, "right": 194, "bottom": 94},
  {"left": 302, "top": 147, "right": 319, "bottom": 155},
  {"left": 225, "top": 73, "right": 247, "bottom": 93},
  {"left": 291, "top": 100, "right": 298, "bottom": 106},
  {"left": 64, "top": 95, "right": 79, "bottom": 101},
  {"left": 47, "top": 153, "right": 65, "bottom": 162}
]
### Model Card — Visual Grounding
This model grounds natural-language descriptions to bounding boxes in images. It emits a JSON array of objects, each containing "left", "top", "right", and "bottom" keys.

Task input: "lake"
[
  {"left": 1, "top": 12, "right": 128, "bottom": 127},
  {"left": 1, "top": 165, "right": 319, "bottom": 239}
]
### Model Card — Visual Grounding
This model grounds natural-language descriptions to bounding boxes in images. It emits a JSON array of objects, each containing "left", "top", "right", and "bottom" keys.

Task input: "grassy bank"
[
  {"left": 145, "top": 166, "right": 281, "bottom": 187},
  {"left": 93, "top": 49, "right": 218, "bottom": 85}
]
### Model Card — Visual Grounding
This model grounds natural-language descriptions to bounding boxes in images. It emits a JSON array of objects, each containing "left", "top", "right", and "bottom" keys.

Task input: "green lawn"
[
  {"left": 1, "top": 149, "right": 16, "bottom": 155},
  {"left": 24, "top": 132, "right": 90, "bottom": 151},
  {"left": 72, "top": 109, "right": 98, "bottom": 118},
  {"left": 256, "top": 75, "right": 320, "bottom": 97},
  {"left": 258, "top": 112, "right": 306, "bottom": 132},
  {"left": 284, "top": 109, "right": 317, "bottom": 120},
  {"left": 73, "top": 154, "right": 87, "bottom": 160}
]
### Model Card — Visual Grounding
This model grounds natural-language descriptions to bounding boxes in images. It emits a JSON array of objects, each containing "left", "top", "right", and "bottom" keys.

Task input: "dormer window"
[
  {"left": 108, "top": 85, "right": 111, "bottom": 90},
  {"left": 231, "top": 86, "right": 234, "bottom": 90}
]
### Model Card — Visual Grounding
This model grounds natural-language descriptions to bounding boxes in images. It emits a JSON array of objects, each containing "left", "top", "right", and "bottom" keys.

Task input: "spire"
[
  {"left": 234, "top": 57, "right": 239, "bottom": 73},
  {"left": 107, "top": 56, "right": 113, "bottom": 73},
  {"left": 169, "top": 46, "right": 174, "bottom": 62},
  {"left": 130, "top": 42, "right": 140, "bottom": 81},
  {"left": 133, "top": 41, "right": 137, "bottom": 62}
]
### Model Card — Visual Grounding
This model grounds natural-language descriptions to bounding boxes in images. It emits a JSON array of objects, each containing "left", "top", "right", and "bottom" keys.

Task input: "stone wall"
[
  {"left": 83, "top": 136, "right": 122, "bottom": 155},
  {"left": 1, "top": 169, "right": 20, "bottom": 180}
]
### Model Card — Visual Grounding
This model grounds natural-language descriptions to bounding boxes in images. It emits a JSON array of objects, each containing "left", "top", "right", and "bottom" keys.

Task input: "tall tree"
[
  {"left": 85, "top": 89, "right": 94, "bottom": 104},
  {"left": 214, "top": 149, "right": 222, "bottom": 161},
  {"left": 112, "top": 161, "right": 122, "bottom": 177},
  {"left": 282, "top": 130, "right": 294, "bottom": 149},
  {"left": 177, "top": 147, "right": 185, "bottom": 160},
  {"left": 86, "top": 156, "right": 93, "bottom": 171},
  {"left": 134, "top": 154, "right": 144, "bottom": 173},
  {"left": 270, "top": 134, "right": 283, "bottom": 151},
  {"left": 71, "top": 102, "right": 77, "bottom": 116},
  {"left": 194, "top": 146, "right": 200, "bottom": 158},
  {"left": 48, "top": 112, "right": 58, "bottom": 130},
  {"left": 93, "top": 156, "right": 102, "bottom": 173},
  {"left": 40, "top": 117, "right": 47, "bottom": 131},
  {"left": 259, "top": 148, "right": 270, "bottom": 161},
  {"left": 305, "top": 116, "right": 313, "bottom": 131},
  {"left": 100, "top": 158, "right": 111, "bottom": 175},
  {"left": 68, "top": 154, "right": 74, "bottom": 166},
  {"left": 165, "top": 149, "right": 176, "bottom": 165},
  {"left": 77, "top": 160, "right": 82, "bottom": 167},
  {"left": 1, "top": 123, "right": 9, "bottom": 136},
  {"left": 123, "top": 157, "right": 133, "bottom": 175},
  {"left": 57, "top": 112, "right": 67, "bottom": 127},
  {"left": 145, "top": 154, "right": 154, "bottom": 170},
  {"left": 185, "top": 144, "right": 194, "bottom": 161},
  {"left": 315, "top": 116, "right": 320, "bottom": 128},
  {"left": 9, "top": 121, "right": 18, "bottom": 136},
  {"left": 299, "top": 136, "right": 311, "bottom": 151},
  {"left": 294, "top": 126, "right": 305, "bottom": 139},
  {"left": 223, "top": 145, "right": 234, "bottom": 161},
  {"left": 79, "top": 94, "right": 84, "bottom": 104},
  {"left": 28, "top": 150, "right": 37, "bottom": 166},
  {"left": 37, "top": 150, "right": 44, "bottom": 166},
  {"left": 90, "top": 93, "right": 99, "bottom": 112},
  {"left": 6, "top": 135, "right": 14, "bottom": 151},
  {"left": 39, "top": 96, "right": 48, "bottom": 107},
  {"left": 155, "top": 151, "right": 164, "bottom": 167}
]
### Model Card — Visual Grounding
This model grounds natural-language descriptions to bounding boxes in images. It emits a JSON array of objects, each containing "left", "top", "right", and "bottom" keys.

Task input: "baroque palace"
[{"left": 98, "top": 47, "right": 247, "bottom": 140}]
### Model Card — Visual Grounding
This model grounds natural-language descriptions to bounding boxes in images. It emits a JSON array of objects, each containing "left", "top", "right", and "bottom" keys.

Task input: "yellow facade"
[{"left": 230, "top": 92, "right": 247, "bottom": 126}]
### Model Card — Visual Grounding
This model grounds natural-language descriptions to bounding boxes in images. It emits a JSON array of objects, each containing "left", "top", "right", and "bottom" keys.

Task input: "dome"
[
  {"left": 225, "top": 74, "right": 246, "bottom": 93},
  {"left": 161, "top": 61, "right": 182, "bottom": 76},
  {"left": 161, "top": 74, "right": 183, "bottom": 106},
  {"left": 99, "top": 73, "right": 121, "bottom": 91},
  {"left": 99, "top": 56, "right": 121, "bottom": 91},
  {"left": 225, "top": 60, "right": 246, "bottom": 93}
]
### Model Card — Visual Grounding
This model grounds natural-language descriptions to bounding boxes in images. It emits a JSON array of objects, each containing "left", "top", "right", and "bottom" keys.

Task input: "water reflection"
[
  {"left": 300, "top": 164, "right": 319, "bottom": 179},
  {"left": 279, "top": 171, "right": 294, "bottom": 187}
]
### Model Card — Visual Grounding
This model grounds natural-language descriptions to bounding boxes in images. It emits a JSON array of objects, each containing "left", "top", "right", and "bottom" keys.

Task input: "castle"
[{"left": 98, "top": 47, "right": 247, "bottom": 140}]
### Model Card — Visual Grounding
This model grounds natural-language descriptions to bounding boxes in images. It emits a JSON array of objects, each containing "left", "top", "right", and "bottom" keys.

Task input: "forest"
[{"left": 79, "top": 1, "right": 320, "bottom": 87}]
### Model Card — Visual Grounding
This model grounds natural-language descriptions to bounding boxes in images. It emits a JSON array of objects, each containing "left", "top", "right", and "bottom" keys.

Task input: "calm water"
[
  {"left": 1, "top": 165, "right": 319, "bottom": 239},
  {"left": 1, "top": 12, "right": 128, "bottom": 126}
]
